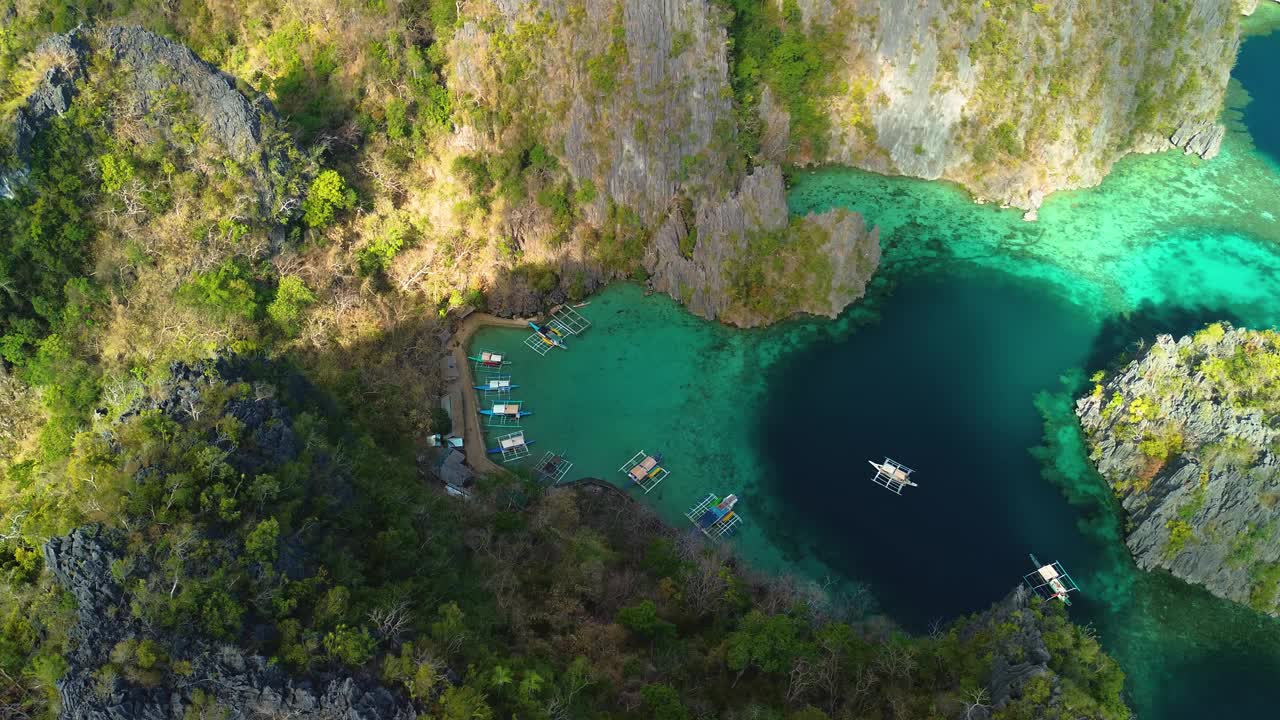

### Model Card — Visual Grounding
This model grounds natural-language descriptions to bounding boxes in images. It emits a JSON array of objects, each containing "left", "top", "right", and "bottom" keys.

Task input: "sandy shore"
[{"left": 447, "top": 312, "right": 533, "bottom": 475}]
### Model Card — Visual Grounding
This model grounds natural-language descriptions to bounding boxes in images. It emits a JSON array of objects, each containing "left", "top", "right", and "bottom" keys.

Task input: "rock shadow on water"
[{"left": 1082, "top": 301, "right": 1247, "bottom": 372}]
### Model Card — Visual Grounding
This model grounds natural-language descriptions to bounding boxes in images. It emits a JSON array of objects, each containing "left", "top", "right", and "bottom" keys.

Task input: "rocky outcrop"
[
  {"left": 1, "top": 26, "right": 302, "bottom": 215},
  {"left": 449, "top": 0, "right": 738, "bottom": 220},
  {"left": 957, "top": 588, "right": 1123, "bottom": 720},
  {"left": 1170, "top": 119, "right": 1226, "bottom": 160},
  {"left": 1240, "top": 0, "right": 1280, "bottom": 16},
  {"left": 647, "top": 165, "right": 879, "bottom": 326},
  {"left": 0, "top": 32, "right": 86, "bottom": 199},
  {"left": 1077, "top": 326, "right": 1280, "bottom": 614},
  {"left": 44, "top": 526, "right": 415, "bottom": 720},
  {"left": 93, "top": 26, "right": 278, "bottom": 163}
]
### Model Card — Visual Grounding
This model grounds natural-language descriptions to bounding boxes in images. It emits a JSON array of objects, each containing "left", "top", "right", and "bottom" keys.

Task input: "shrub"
[
  {"left": 178, "top": 260, "right": 260, "bottom": 320},
  {"left": 358, "top": 222, "right": 409, "bottom": 275},
  {"left": 616, "top": 600, "right": 675, "bottom": 641},
  {"left": 640, "top": 683, "right": 688, "bottom": 720},
  {"left": 302, "top": 170, "right": 356, "bottom": 228},
  {"left": 323, "top": 624, "right": 375, "bottom": 666},
  {"left": 267, "top": 276, "right": 316, "bottom": 332}
]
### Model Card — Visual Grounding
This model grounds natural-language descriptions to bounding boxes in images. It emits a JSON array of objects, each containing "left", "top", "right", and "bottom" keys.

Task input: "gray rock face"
[
  {"left": 1170, "top": 119, "right": 1226, "bottom": 159},
  {"left": 646, "top": 164, "right": 880, "bottom": 326},
  {"left": 2, "top": 26, "right": 301, "bottom": 215},
  {"left": 965, "top": 589, "right": 1079, "bottom": 715},
  {"left": 94, "top": 26, "right": 273, "bottom": 161},
  {"left": 451, "top": 0, "right": 880, "bottom": 325},
  {"left": 793, "top": 0, "right": 1244, "bottom": 212},
  {"left": 44, "top": 526, "right": 416, "bottom": 720},
  {"left": 0, "top": 32, "right": 86, "bottom": 198},
  {"left": 1077, "top": 328, "right": 1280, "bottom": 613}
]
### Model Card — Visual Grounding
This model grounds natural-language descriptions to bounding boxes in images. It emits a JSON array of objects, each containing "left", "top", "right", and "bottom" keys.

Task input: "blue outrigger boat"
[
  {"left": 474, "top": 379, "right": 518, "bottom": 392},
  {"left": 487, "top": 431, "right": 534, "bottom": 461}
]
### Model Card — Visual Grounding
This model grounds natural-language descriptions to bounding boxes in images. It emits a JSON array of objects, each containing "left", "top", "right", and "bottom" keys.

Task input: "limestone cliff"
[
  {"left": 647, "top": 164, "right": 879, "bottom": 327},
  {"left": 446, "top": 0, "right": 881, "bottom": 325},
  {"left": 783, "top": 0, "right": 1245, "bottom": 215},
  {"left": 1077, "top": 326, "right": 1280, "bottom": 615}
]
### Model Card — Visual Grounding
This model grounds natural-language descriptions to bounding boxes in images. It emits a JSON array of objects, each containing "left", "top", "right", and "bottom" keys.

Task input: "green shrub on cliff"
[
  {"left": 717, "top": 0, "right": 839, "bottom": 160},
  {"left": 303, "top": 170, "right": 357, "bottom": 228}
]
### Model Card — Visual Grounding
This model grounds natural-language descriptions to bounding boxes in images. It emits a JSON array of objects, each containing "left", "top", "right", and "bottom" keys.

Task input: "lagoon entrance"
[{"left": 469, "top": 12, "right": 1280, "bottom": 720}]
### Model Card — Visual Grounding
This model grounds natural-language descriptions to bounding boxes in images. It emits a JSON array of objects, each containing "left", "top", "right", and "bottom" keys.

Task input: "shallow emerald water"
[{"left": 469, "top": 16, "right": 1280, "bottom": 719}]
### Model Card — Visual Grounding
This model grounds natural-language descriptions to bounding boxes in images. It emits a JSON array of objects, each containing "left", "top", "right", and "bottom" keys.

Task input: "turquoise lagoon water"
[{"left": 470, "top": 14, "right": 1280, "bottom": 719}]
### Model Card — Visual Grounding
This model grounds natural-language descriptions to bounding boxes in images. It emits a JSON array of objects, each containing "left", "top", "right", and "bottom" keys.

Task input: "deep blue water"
[
  {"left": 1237, "top": 16, "right": 1280, "bottom": 166},
  {"left": 756, "top": 272, "right": 1098, "bottom": 628},
  {"left": 756, "top": 19, "right": 1280, "bottom": 720}
]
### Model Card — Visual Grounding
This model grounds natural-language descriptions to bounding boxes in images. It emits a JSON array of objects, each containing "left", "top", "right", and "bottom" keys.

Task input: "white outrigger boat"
[{"left": 868, "top": 458, "right": 917, "bottom": 494}]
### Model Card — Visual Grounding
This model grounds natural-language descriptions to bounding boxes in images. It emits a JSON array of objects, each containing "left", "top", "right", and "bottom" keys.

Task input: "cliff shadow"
[{"left": 1084, "top": 300, "right": 1245, "bottom": 373}]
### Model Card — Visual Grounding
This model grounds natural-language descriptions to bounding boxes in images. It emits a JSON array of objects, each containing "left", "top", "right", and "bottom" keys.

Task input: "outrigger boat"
[
  {"left": 685, "top": 493, "right": 743, "bottom": 541},
  {"left": 868, "top": 458, "right": 917, "bottom": 494},
  {"left": 1023, "top": 554, "right": 1080, "bottom": 605},
  {"left": 468, "top": 351, "right": 510, "bottom": 367},
  {"left": 479, "top": 402, "right": 533, "bottom": 419},
  {"left": 528, "top": 322, "right": 568, "bottom": 349},
  {"left": 473, "top": 378, "right": 518, "bottom": 392},
  {"left": 619, "top": 450, "right": 669, "bottom": 493},
  {"left": 487, "top": 431, "right": 534, "bottom": 461}
]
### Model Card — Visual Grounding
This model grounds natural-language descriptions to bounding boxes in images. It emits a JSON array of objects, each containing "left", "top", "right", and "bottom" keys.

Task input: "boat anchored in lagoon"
[
  {"left": 524, "top": 306, "right": 592, "bottom": 355},
  {"left": 480, "top": 401, "right": 533, "bottom": 428},
  {"left": 487, "top": 431, "right": 534, "bottom": 462},
  {"left": 869, "top": 457, "right": 917, "bottom": 494},
  {"left": 469, "top": 350, "right": 509, "bottom": 368}
]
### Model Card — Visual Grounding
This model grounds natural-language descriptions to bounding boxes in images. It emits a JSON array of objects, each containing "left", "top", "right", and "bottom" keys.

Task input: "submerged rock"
[{"left": 1077, "top": 325, "right": 1280, "bottom": 615}]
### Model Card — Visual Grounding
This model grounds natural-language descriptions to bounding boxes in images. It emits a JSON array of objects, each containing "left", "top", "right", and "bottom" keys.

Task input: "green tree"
[
  {"left": 267, "top": 275, "right": 316, "bottom": 332},
  {"left": 726, "top": 610, "right": 807, "bottom": 675},
  {"left": 640, "top": 683, "right": 688, "bottom": 720},
  {"left": 436, "top": 685, "right": 494, "bottom": 720},
  {"left": 178, "top": 261, "right": 260, "bottom": 320},
  {"left": 302, "top": 170, "right": 356, "bottom": 228},
  {"left": 615, "top": 599, "right": 675, "bottom": 641},
  {"left": 244, "top": 517, "right": 280, "bottom": 564},
  {"left": 323, "top": 624, "right": 375, "bottom": 665}
]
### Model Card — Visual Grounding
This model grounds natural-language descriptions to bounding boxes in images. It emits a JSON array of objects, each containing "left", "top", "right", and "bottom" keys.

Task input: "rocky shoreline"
[{"left": 1077, "top": 325, "right": 1280, "bottom": 615}]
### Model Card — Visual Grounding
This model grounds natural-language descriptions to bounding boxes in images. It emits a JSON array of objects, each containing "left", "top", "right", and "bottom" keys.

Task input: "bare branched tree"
[
  {"left": 965, "top": 687, "right": 991, "bottom": 719},
  {"left": 368, "top": 600, "right": 414, "bottom": 645}
]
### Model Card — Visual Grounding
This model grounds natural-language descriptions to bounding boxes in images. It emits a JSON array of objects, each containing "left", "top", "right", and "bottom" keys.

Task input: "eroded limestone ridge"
[
  {"left": 0, "top": 25, "right": 305, "bottom": 218},
  {"left": 647, "top": 164, "right": 880, "bottom": 327},
  {"left": 45, "top": 526, "right": 416, "bottom": 720},
  {"left": 1077, "top": 325, "right": 1280, "bottom": 615}
]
